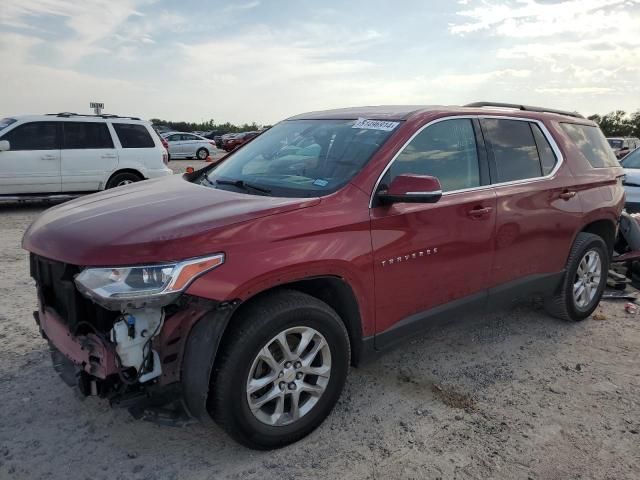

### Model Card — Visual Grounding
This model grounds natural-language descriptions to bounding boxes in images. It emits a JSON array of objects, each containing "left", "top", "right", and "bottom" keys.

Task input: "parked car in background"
[
  {"left": 607, "top": 137, "right": 640, "bottom": 159},
  {"left": 621, "top": 147, "right": 640, "bottom": 212},
  {"left": 217, "top": 132, "right": 237, "bottom": 149},
  {"left": 23, "top": 102, "right": 624, "bottom": 449},
  {"left": 162, "top": 131, "right": 217, "bottom": 160},
  {"left": 0, "top": 113, "right": 171, "bottom": 197},
  {"left": 221, "top": 131, "right": 260, "bottom": 151}
]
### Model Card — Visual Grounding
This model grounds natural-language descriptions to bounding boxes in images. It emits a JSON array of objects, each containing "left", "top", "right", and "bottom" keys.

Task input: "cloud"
[
  {"left": 448, "top": 0, "right": 640, "bottom": 114},
  {"left": 223, "top": 1, "right": 261, "bottom": 12}
]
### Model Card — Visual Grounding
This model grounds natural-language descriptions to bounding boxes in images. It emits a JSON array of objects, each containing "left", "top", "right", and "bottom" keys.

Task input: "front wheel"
[
  {"left": 545, "top": 232, "right": 609, "bottom": 321},
  {"left": 209, "top": 290, "right": 350, "bottom": 449}
]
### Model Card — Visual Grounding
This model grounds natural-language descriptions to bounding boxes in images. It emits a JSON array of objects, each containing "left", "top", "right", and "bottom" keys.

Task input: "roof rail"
[
  {"left": 464, "top": 101, "right": 585, "bottom": 119},
  {"left": 45, "top": 113, "right": 141, "bottom": 120}
]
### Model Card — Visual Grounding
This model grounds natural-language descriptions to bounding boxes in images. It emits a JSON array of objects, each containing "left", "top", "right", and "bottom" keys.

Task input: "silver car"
[
  {"left": 162, "top": 131, "right": 216, "bottom": 160},
  {"left": 622, "top": 148, "right": 640, "bottom": 212}
]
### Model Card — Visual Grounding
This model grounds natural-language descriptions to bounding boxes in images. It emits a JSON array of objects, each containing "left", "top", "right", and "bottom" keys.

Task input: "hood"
[{"left": 23, "top": 175, "right": 319, "bottom": 266}]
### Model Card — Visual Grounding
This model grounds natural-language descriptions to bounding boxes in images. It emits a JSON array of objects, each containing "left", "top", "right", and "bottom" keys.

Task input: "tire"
[
  {"left": 196, "top": 148, "right": 209, "bottom": 160},
  {"left": 545, "top": 232, "right": 609, "bottom": 321},
  {"left": 209, "top": 290, "right": 350, "bottom": 449},
  {"left": 105, "top": 171, "right": 142, "bottom": 189}
]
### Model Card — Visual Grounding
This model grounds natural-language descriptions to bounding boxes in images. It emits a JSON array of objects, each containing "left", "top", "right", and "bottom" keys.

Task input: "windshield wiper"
[{"left": 215, "top": 178, "right": 272, "bottom": 195}]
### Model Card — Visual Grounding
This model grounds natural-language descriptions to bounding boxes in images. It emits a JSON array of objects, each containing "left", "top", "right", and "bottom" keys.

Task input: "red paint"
[
  {"left": 386, "top": 174, "right": 442, "bottom": 195},
  {"left": 39, "top": 307, "right": 117, "bottom": 379},
  {"left": 23, "top": 106, "right": 625, "bottom": 344}
]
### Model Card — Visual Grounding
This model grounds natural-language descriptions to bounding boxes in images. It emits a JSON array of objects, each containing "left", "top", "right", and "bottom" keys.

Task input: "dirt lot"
[{"left": 1, "top": 169, "right": 639, "bottom": 479}]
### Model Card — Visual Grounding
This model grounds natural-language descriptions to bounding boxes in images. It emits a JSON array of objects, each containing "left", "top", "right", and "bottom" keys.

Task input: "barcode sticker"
[{"left": 352, "top": 118, "right": 400, "bottom": 131}]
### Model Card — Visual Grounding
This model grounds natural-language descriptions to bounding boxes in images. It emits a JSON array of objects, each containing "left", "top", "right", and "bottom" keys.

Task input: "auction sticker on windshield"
[{"left": 352, "top": 118, "right": 400, "bottom": 131}]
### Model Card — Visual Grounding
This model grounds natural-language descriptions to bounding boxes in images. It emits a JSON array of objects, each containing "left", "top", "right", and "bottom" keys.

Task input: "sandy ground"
[{"left": 1, "top": 165, "right": 639, "bottom": 479}]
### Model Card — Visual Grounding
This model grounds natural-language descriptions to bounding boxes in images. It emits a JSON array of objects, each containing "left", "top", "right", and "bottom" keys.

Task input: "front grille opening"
[{"left": 30, "top": 254, "right": 118, "bottom": 334}]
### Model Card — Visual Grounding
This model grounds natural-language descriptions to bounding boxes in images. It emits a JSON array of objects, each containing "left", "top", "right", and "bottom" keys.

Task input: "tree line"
[
  {"left": 149, "top": 118, "right": 269, "bottom": 134},
  {"left": 588, "top": 110, "right": 640, "bottom": 138}
]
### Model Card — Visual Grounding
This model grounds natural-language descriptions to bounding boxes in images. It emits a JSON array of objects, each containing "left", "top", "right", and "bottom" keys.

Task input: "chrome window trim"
[{"left": 369, "top": 115, "right": 564, "bottom": 207}]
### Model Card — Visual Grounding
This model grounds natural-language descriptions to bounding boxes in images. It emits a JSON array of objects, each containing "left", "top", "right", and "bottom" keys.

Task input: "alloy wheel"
[
  {"left": 246, "top": 326, "right": 331, "bottom": 426},
  {"left": 573, "top": 249, "right": 602, "bottom": 309}
]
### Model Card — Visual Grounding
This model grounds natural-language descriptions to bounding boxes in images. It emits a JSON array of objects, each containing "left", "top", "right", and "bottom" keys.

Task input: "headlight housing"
[{"left": 75, "top": 253, "right": 225, "bottom": 310}]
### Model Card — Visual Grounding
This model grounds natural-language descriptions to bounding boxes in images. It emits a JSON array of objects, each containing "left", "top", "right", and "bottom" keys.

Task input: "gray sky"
[{"left": 1, "top": 0, "right": 639, "bottom": 124}]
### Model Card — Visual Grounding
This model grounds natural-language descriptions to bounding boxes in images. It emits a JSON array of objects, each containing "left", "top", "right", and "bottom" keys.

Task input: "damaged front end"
[{"left": 30, "top": 253, "right": 227, "bottom": 424}]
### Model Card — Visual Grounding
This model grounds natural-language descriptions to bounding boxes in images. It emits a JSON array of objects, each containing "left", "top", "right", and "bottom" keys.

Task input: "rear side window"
[
  {"left": 0, "top": 122, "right": 59, "bottom": 150},
  {"left": 385, "top": 118, "right": 480, "bottom": 192},
  {"left": 531, "top": 124, "right": 558, "bottom": 175},
  {"left": 560, "top": 123, "right": 618, "bottom": 168},
  {"left": 481, "top": 119, "right": 544, "bottom": 183},
  {"left": 63, "top": 122, "right": 113, "bottom": 149},
  {"left": 113, "top": 123, "right": 155, "bottom": 148}
]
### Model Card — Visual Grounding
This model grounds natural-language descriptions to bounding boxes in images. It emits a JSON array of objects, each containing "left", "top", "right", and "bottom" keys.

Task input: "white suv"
[{"left": 0, "top": 113, "right": 173, "bottom": 196}]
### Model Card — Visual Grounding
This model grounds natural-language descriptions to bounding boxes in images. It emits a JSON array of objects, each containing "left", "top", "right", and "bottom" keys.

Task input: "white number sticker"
[{"left": 352, "top": 118, "right": 400, "bottom": 132}]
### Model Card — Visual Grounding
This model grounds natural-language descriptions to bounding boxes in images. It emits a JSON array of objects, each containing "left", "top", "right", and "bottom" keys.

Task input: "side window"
[
  {"left": 481, "top": 119, "right": 543, "bottom": 182},
  {"left": 0, "top": 122, "right": 59, "bottom": 150},
  {"left": 113, "top": 123, "right": 155, "bottom": 148},
  {"left": 167, "top": 134, "right": 180, "bottom": 141},
  {"left": 384, "top": 118, "right": 480, "bottom": 192},
  {"left": 531, "top": 124, "right": 558, "bottom": 175},
  {"left": 560, "top": 123, "right": 619, "bottom": 168},
  {"left": 63, "top": 122, "right": 113, "bottom": 149}
]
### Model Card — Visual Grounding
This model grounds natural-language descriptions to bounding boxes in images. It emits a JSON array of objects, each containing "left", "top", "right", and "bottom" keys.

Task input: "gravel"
[{"left": 1, "top": 171, "right": 639, "bottom": 479}]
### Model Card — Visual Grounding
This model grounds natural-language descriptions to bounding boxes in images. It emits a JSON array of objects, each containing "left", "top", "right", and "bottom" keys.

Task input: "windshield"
[
  {"left": 622, "top": 148, "right": 640, "bottom": 169},
  {"left": 203, "top": 119, "right": 398, "bottom": 197},
  {"left": 0, "top": 117, "right": 17, "bottom": 133},
  {"left": 608, "top": 139, "right": 623, "bottom": 149}
]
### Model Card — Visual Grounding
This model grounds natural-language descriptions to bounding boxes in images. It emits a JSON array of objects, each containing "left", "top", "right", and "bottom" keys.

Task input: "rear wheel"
[
  {"left": 196, "top": 147, "right": 209, "bottom": 160},
  {"left": 105, "top": 171, "right": 142, "bottom": 189},
  {"left": 209, "top": 290, "right": 350, "bottom": 449},
  {"left": 545, "top": 232, "right": 608, "bottom": 321}
]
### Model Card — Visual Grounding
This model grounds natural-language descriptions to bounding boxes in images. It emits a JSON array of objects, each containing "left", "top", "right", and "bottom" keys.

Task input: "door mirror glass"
[
  {"left": 377, "top": 174, "right": 443, "bottom": 204},
  {"left": 0, "top": 140, "right": 10, "bottom": 152}
]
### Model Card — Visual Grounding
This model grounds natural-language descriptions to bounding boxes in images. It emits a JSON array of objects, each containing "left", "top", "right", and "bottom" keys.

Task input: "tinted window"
[
  {"left": 481, "top": 119, "right": 542, "bottom": 182},
  {"left": 622, "top": 148, "right": 640, "bottom": 169},
  {"left": 167, "top": 134, "right": 181, "bottom": 141},
  {"left": 561, "top": 123, "right": 619, "bottom": 168},
  {"left": 0, "top": 122, "right": 58, "bottom": 150},
  {"left": 113, "top": 123, "right": 154, "bottom": 148},
  {"left": 531, "top": 124, "right": 557, "bottom": 175},
  {"left": 63, "top": 122, "right": 113, "bottom": 149},
  {"left": 183, "top": 134, "right": 200, "bottom": 141},
  {"left": 385, "top": 118, "right": 480, "bottom": 192},
  {"left": 0, "top": 117, "right": 17, "bottom": 132}
]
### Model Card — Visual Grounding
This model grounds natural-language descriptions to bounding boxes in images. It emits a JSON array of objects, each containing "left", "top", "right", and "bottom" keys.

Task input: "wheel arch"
[
  {"left": 105, "top": 168, "right": 145, "bottom": 188},
  {"left": 181, "top": 275, "right": 366, "bottom": 423},
  {"left": 226, "top": 276, "right": 365, "bottom": 366},
  {"left": 579, "top": 218, "right": 616, "bottom": 257}
]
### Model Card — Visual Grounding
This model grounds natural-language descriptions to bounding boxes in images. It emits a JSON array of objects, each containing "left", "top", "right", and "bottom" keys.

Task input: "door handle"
[
  {"left": 101, "top": 154, "right": 117, "bottom": 159},
  {"left": 467, "top": 206, "right": 493, "bottom": 219},
  {"left": 559, "top": 190, "right": 576, "bottom": 200},
  {"left": 41, "top": 154, "right": 57, "bottom": 160}
]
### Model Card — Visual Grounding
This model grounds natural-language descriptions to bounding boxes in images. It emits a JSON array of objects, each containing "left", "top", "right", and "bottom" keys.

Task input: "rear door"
[
  {"left": 166, "top": 134, "right": 184, "bottom": 157},
  {"left": 479, "top": 117, "right": 582, "bottom": 293},
  {"left": 0, "top": 121, "right": 61, "bottom": 194},
  {"left": 370, "top": 117, "right": 497, "bottom": 341},
  {"left": 61, "top": 121, "right": 117, "bottom": 191},
  {"left": 182, "top": 134, "right": 201, "bottom": 157}
]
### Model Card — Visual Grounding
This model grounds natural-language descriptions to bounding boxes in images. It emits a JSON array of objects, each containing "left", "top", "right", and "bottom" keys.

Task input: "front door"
[
  {"left": 0, "top": 121, "right": 61, "bottom": 194},
  {"left": 370, "top": 118, "right": 496, "bottom": 343}
]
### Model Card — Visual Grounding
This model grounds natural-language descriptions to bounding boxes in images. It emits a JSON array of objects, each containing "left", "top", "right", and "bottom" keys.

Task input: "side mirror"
[
  {"left": 377, "top": 174, "right": 443, "bottom": 205},
  {"left": 0, "top": 140, "right": 9, "bottom": 152}
]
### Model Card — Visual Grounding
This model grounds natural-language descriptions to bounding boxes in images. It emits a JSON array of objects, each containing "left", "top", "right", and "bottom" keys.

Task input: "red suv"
[
  {"left": 23, "top": 102, "right": 624, "bottom": 449},
  {"left": 222, "top": 131, "right": 260, "bottom": 151}
]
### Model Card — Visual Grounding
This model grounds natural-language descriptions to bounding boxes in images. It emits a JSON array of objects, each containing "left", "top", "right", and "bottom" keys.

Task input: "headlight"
[{"left": 75, "top": 253, "right": 225, "bottom": 310}]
